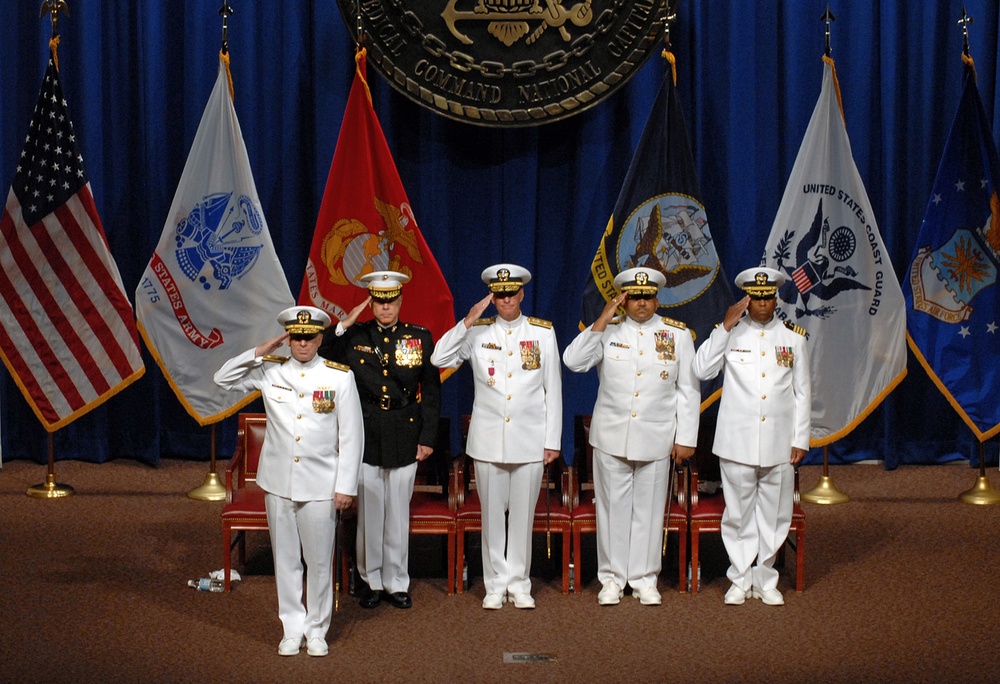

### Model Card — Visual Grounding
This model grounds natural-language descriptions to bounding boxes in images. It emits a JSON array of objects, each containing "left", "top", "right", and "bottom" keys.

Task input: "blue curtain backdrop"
[{"left": 1, "top": 1, "right": 999, "bottom": 468}]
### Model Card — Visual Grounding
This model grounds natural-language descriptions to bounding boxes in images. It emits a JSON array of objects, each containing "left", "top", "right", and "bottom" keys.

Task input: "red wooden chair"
[
  {"left": 570, "top": 415, "right": 688, "bottom": 593},
  {"left": 407, "top": 417, "right": 458, "bottom": 594}
]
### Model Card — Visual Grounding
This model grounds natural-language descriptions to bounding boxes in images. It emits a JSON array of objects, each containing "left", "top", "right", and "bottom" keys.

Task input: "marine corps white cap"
[
  {"left": 360, "top": 270, "right": 410, "bottom": 301},
  {"left": 735, "top": 267, "right": 785, "bottom": 299},
  {"left": 481, "top": 263, "right": 531, "bottom": 294},
  {"left": 277, "top": 305, "right": 331, "bottom": 335}
]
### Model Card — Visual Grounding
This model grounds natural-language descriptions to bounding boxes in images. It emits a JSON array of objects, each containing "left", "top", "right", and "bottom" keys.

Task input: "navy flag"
[
  {"left": 903, "top": 56, "right": 1000, "bottom": 441},
  {"left": 579, "top": 53, "right": 731, "bottom": 406}
]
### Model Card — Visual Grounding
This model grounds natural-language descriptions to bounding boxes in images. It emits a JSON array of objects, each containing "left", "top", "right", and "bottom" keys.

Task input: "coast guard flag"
[
  {"left": 136, "top": 55, "right": 293, "bottom": 425},
  {"left": 0, "top": 55, "right": 144, "bottom": 432},
  {"left": 903, "top": 57, "right": 1000, "bottom": 441},
  {"left": 300, "top": 49, "right": 454, "bottom": 342},
  {"left": 579, "top": 53, "right": 731, "bottom": 403},
  {"left": 763, "top": 56, "right": 906, "bottom": 446}
]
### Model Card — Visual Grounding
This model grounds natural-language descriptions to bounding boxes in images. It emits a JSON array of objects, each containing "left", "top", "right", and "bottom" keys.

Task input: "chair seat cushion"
[
  {"left": 221, "top": 486, "right": 267, "bottom": 521},
  {"left": 410, "top": 492, "right": 456, "bottom": 523},
  {"left": 689, "top": 494, "right": 726, "bottom": 521},
  {"left": 457, "top": 491, "right": 481, "bottom": 521},
  {"left": 534, "top": 492, "right": 571, "bottom": 522}
]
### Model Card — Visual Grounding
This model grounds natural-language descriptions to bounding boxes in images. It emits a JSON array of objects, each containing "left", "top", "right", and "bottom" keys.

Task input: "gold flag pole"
[
  {"left": 959, "top": 440, "right": 1000, "bottom": 505},
  {"left": 188, "top": 423, "right": 226, "bottom": 501},
  {"left": 27, "top": 433, "right": 75, "bottom": 498},
  {"left": 801, "top": 445, "right": 849, "bottom": 505},
  {"left": 27, "top": 3, "right": 75, "bottom": 500}
]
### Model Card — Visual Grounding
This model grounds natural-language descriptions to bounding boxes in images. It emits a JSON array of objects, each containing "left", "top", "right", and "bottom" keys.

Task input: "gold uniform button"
[
  {"left": 639, "top": 350, "right": 644, "bottom": 355},
  {"left": 360, "top": 359, "right": 365, "bottom": 364},
  {"left": 295, "top": 436, "right": 301, "bottom": 441},
  {"left": 297, "top": 414, "right": 302, "bottom": 419},
  {"left": 508, "top": 351, "right": 513, "bottom": 356},
  {"left": 507, "top": 330, "right": 512, "bottom": 335},
  {"left": 761, "top": 373, "right": 766, "bottom": 378},
  {"left": 761, "top": 417, "right": 766, "bottom": 422},
  {"left": 631, "top": 412, "right": 637, "bottom": 417},
  {"left": 636, "top": 371, "right": 642, "bottom": 377},
  {"left": 383, "top": 369, "right": 389, "bottom": 376},
  {"left": 294, "top": 457, "right": 300, "bottom": 463},
  {"left": 383, "top": 337, "right": 389, "bottom": 343},
  {"left": 382, "top": 386, "right": 387, "bottom": 392},
  {"left": 507, "top": 373, "right": 512, "bottom": 378},
  {"left": 299, "top": 393, "right": 304, "bottom": 398},
  {"left": 506, "top": 395, "right": 511, "bottom": 400},
  {"left": 762, "top": 395, "right": 766, "bottom": 400},
  {"left": 505, "top": 417, "right": 511, "bottom": 423},
  {"left": 634, "top": 392, "right": 639, "bottom": 397},
  {"left": 761, "top": 351, "right": 765, "bottom": 357},
  {"left": 760, "top": 331, "right": 764, "bottom": 337}
]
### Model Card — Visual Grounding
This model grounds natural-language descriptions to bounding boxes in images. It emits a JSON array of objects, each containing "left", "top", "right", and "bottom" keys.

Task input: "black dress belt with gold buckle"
[{"left": 366, "top": 395, "right": 412, "bottom": 411}]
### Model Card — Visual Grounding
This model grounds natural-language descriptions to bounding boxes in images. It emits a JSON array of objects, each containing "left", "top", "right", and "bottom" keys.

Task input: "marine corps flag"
[
  {"left": 0, "top": 54, "right": 144, "bottom": 432},
  {"left": 903, "top": 56, "right": 1000, "bottom": 441},
  {"left": 300, "top": 49, "right": 454, "bottom": 343},
  {"left": 763, "top": 56, "right": 906, "bottom": 446},
  {"left": 136, "top": 55, "right": 294, "bottom": 425},
  {"left": 579, "top": 52, "right": 731, "bottom": 388}
]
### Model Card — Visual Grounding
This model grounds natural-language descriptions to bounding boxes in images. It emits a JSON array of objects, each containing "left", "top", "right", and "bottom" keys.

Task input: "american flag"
[{"left": 0, "top": 57, "right": 144, "bottom": 432}]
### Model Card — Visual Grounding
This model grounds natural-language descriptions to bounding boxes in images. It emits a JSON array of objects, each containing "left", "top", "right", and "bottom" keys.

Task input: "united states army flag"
[{"left": 135, "top": 55, "right": 293, "bottom": 425}]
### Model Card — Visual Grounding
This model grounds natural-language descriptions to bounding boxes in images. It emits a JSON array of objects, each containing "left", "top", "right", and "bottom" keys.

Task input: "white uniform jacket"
[
  {"left": 563, "top": 315, "right": 700, "bottom": 461},
  {"left": 431, "top": 315, "right": 562, "bottom": 463},
  {"left": 692, "top": 316, "right": 811, "bottom": 467},
  {"left": 214, "top": 348, "right": 364, "bottom": 501}
]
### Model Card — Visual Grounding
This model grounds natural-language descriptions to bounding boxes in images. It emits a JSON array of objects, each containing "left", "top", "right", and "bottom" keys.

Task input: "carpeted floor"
[{"left": 1, "top": 458, "right": 999, "bottom": 684}]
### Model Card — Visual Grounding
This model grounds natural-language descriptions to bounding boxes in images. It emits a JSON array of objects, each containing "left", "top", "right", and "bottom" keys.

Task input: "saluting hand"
[
  {"left": 463, "top": 293, "right": 494, "bottom": 329},
  {"left": 592, "top": 292, "right": 626, "bottom": 332},
  {"left": 340, "top": 296, "right": 372, "bottom": 331},
  {"left": 723, "top": 295, "right": 750, "bottom": 331},
  {"left": 255, "top": 332, "right": 288, "bottom": 358}
]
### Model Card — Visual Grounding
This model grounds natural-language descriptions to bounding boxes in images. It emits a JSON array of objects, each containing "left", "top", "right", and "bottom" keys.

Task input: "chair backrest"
[
  {"left": 237, "top": 413, "right": 268, "bottom": 484},
  {"left": 572, "top": 414, "right": 594, "bottom": 508}
]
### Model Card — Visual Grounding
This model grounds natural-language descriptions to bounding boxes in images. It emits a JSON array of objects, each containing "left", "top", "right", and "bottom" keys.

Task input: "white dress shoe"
[
  {"left": 482, "top": 593, "right": 505, "bottom": 610},
  {"left": 724, "top": 584, "right": 747, "bottom": 605},
  {"left": 508, "top": 592, "right": 536, "bottom": 609},
  {"left": 597, "top": 581, "right": 623, "bottom": 606},
  {"left": 751, "top": 586, "right": 785, "bottom": 605},
  {"left": 306, "top": 638, "right": 329, "bottom": 657},
  {"left": 633, "top": 585, "right": 662, "bottom": 605},
  {"left": 278, "top": 636, "right": 304, "bottom": 656}
]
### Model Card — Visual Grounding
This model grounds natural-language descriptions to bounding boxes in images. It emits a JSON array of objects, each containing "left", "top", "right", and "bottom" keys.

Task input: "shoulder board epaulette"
[
  {"left": 528, "top": 317, "right": 553, "bottom": 329},
  {"left": 660, "top": 316, "right": 687, "bottom": 330},
  {"left": 608, "top": 316, "right": 624, "bottom": 326},
  {"left": 473, "top": 317, "right": 496, "bottom": 326},
  {"left": 324, "top": 360, "right": 351, "bottom": 372},
  {"left": 784, "top": 320, "right": 807, "bottom": 336},
  {"left": 263, "top": 355, "right": 288, "bottom": 364}
]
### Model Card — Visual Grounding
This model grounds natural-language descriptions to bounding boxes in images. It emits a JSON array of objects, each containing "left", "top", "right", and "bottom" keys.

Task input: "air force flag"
[
  {"left": 135, "top": 55, "right": 294, "bottom": 425},
  {"left": 904, "top": 58, "right": 1000, "bottom": 442},
  {"left": 764, "top": 56, "right": 907, "bottom": 446}
]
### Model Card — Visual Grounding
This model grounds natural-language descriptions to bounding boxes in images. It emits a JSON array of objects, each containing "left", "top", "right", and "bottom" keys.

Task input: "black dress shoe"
[
  {"left": 359, "top": 587, "right": 382, "bottom": 609},
  {"left": 385, "top": 591, "right": 412, "bottom": 609}
]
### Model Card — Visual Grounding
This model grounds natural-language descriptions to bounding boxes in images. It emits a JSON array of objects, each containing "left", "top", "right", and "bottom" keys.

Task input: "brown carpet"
[{"left": 1, "top": 459, "right": 999, "bottom": 684}]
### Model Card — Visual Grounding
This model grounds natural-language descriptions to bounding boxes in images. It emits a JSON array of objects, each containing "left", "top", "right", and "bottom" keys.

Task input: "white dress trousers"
[{"left": 356, "top": 461, "right": 417, "bottom": 593}]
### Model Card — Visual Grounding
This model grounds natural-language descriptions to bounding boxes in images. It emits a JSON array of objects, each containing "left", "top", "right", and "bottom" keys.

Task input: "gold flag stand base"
[
  {"left": 959, "top": 476, "right": 1000, "bottom": 505},
  {"left": 187, "top": 423, "right": 226, "bottom": 501},
  {"left": 801, "top": 446, "right": 849, "bottom": 505},
  {"left": 188, "top": 471, "right": 226, "bottom": 501},
  {"left": 27, "top": 473, "right": 75, "bottom": 499},
  {"left": 801, "top": 475, "right": 850, "bottom": 505}
]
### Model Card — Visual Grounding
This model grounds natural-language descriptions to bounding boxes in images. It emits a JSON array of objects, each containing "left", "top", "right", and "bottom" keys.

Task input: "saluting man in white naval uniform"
[
  {"left": 431, "top": 264, "right": 562, "bottom": 610},
  {"left": 215, "top": 306, "right": 363, "bottom": 657},
  {"left": 692, "top": 267, "right": 811, "bottom": 607},
  {"left": 563, "top": 267, "right": 699, "bottom": 606}
]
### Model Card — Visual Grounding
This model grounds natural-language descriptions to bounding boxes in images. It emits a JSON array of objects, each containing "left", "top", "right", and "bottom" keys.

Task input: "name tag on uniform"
[{"left": 313, "top": 389, "right": 336, "bottom": 413}]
